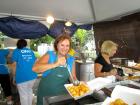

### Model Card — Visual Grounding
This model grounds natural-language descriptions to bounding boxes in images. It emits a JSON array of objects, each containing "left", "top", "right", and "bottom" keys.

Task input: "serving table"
[
  {"left": 43, "top": 94, "right": 100, "bottom": 105},
  {"left": 82, "top": 79, "right": 140, "bottom": 105},
  {"left": 113, "top": 63, "right": 140, "bottom": 72},
  {"left": 43, "top": 79, "right": 140, "bottom": 105}
]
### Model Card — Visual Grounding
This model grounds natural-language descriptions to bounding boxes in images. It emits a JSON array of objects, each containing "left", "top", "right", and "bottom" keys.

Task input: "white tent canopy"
[{"left": 0, "top": 0, "right": 140, "bottom": 24}]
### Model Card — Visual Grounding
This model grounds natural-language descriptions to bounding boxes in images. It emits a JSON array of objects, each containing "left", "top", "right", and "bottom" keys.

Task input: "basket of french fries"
[{"left": 64, "top": 82, "right": 93, "bottom": 100}]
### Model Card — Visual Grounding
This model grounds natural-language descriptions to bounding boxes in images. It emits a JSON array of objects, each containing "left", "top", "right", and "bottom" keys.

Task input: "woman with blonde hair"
[{"left": 94, "top": 40, "right": 118, "bottom": 78}]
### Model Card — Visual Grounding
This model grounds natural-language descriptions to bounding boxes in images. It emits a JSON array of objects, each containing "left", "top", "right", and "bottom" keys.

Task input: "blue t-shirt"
[
  {"left": 12, "top": 47, "right": 37, "bottom": 84},
  {"left": 0, "top": 49, "right": 9, "bottom": 74},
  {"left": 42, "top": 51, "right": 75, "bottom": 77}
]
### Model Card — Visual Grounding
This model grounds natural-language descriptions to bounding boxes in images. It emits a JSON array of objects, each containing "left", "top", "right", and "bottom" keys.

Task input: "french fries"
[
  {"left": 67, "top": 83, "right": 90, "bottom": 97},
  {"left": 110, "top": 98, "right": 128, "bottom": 105},
  {"left": 110, "top": 98, "right": 137, "bottom": 105}
]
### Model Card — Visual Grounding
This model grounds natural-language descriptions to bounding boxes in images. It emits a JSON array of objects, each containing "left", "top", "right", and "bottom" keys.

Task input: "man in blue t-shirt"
[
  {"left": 11, "top": 39, "right": 37, "bottom": 105},
  {"left": 0, "top": 47, "right": 13, "bottom": 105}
]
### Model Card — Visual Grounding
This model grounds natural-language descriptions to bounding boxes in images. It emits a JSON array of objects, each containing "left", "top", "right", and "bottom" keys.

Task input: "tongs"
[{"left": 66, "top": 64, "right": 80, "bottom": 86}]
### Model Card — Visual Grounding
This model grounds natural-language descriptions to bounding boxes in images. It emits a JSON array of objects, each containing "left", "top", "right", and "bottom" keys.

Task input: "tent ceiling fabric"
[
  {"left": 49, "top": 20, "right": 78, "bottom": 38},
  {"left": 0, "top": 16, "right": 49, "bottom": 39},
  {"left": 0, "top": 16, "right": 92, "bottom": 39},
  {"left": 1, "top": 0, "right": 140, "bottom": 24}
]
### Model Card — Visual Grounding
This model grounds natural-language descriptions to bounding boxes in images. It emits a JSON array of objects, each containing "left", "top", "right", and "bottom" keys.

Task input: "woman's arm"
[
  {"left": 33, "top": 54, "right": 58, "bottom": 73},
  {"left": 32, "top": 54, "right": 66, "bottom": 73},
  {"left": 11, "top": 62, "right": 16, "bottom": 77},
  {"left": 94, "top": 63, "right": 104, "bottom": 77},
  {"left": 94, "top": 63, "right": 117, "bottom": 77}
]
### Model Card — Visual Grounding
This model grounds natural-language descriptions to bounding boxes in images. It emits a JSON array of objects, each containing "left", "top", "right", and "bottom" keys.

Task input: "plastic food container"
[{"left": 102, "top": 85, "right": 140, "bottom": 105}]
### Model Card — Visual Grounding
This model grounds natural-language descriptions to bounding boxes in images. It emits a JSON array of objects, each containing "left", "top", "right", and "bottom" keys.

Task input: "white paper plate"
[{"left": 64, "top": 83, "right": 93, "bottom": 100}]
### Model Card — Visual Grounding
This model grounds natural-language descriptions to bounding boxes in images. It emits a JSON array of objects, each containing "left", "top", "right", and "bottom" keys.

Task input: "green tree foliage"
[
  {"left": 30, "top": 35, "right": 54, "bottom": 51},
  {"left": 0, "top": 32, "right": 5, "bottom": 42},
  {"left": 75, "top": 29, "right": 87, "bottom": 47},
  {"left": 72, "top": 29, "right": 93, "bottom": 49}
]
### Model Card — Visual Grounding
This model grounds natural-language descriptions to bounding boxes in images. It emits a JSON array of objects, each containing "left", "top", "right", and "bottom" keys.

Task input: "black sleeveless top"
[{"left": 95, "top": 54, "right": 113, "bottom": 72}]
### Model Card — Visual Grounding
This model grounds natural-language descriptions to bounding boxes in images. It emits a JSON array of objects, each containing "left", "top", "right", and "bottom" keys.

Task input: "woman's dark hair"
[{"left": 17, "top": 39, "right": 27, "bottom": 49}]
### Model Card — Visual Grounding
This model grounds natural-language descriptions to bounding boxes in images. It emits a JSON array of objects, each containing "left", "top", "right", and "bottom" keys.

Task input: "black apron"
[{"left": 37, "top": 66, "right": 69, "bottom": 105}]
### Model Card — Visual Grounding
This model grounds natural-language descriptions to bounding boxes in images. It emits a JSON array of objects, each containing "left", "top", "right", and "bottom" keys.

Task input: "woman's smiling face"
[{"left": 57, "top": 39, "right": 70, "bottom": 56}]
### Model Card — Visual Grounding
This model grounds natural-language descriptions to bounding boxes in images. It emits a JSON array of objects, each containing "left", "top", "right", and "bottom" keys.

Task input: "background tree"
[{"left": 30, "top": 35, "right": 54, "bottom": 51}]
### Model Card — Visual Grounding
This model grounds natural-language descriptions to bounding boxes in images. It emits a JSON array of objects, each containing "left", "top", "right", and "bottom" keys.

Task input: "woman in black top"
[{"left": 94, "top": 40, "right": 118, "bottom": 77}]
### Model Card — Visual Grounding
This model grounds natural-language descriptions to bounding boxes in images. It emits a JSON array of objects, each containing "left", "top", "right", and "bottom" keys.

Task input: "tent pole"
[
  {"left": 88, "top": 0, "right": 96, "bottom": 22},
  {"left": 0, "top": 13, "right": 46, "bottom": 21}
]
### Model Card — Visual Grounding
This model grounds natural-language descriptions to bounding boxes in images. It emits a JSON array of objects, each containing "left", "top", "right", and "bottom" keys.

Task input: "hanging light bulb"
[
  {"left": 65, "top": 20, "right": 72, "bottom": 26},
  {"left": 46, "top": 15, "right": 54, "bottom": 24}
]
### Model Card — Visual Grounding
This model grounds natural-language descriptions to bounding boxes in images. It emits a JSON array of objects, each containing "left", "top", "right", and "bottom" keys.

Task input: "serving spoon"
[{"left": 66, "top": 64, "right": 80, "bottom": 86}]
